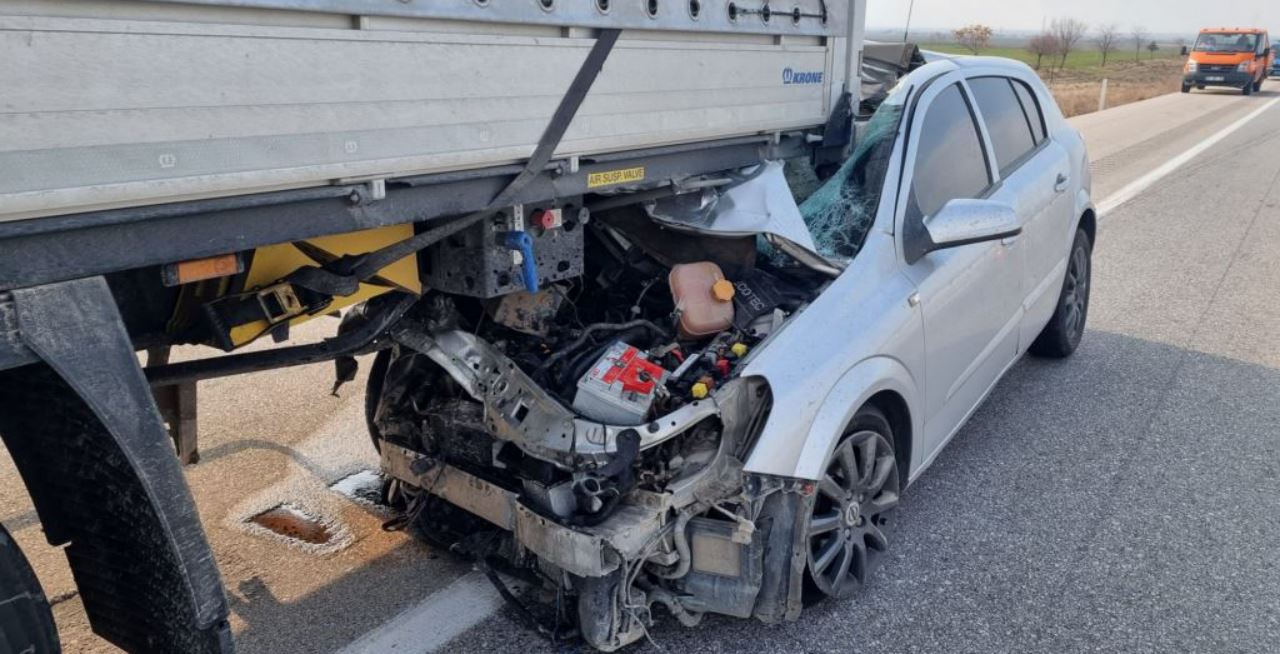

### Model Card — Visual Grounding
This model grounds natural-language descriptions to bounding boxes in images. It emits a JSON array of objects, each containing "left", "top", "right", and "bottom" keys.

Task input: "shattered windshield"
[
  {"left": 800, "top": 94, "right": 907, "bottom": 259},
  {"left": 1194, "top": 32, "right": 1259, "bottom": 53}
]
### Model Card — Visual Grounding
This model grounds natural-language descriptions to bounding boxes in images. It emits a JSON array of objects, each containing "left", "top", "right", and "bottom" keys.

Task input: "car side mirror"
[{"left": 921, "top": 198, "right": 1021, "bottom": 255}]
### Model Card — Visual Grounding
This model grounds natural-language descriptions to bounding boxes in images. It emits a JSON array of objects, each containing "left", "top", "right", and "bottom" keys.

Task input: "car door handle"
[{"left": 1054, "top": 173, "right": 1070, "bottom": 193}]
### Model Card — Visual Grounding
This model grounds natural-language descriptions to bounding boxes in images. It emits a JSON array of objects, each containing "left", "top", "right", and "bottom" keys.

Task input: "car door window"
[
  {"left": 1009, "top": 79, "right": 1047, "bottom": 144},
  {"left": 908, "top": 83, "right": 992, "bottom": 223},
  {"left": 969, "top": 77, "right": 1038, "bottom": 177}
]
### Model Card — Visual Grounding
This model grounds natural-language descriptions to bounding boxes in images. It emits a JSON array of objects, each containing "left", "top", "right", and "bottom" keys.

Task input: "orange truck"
[{"left": 1183, "top": 27, "right": 1274, "bottom": 95}]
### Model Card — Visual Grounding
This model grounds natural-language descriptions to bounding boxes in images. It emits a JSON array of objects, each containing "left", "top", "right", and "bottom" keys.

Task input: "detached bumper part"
[{"left": 380, "top": 442, "right": 662, "bottom": 578}]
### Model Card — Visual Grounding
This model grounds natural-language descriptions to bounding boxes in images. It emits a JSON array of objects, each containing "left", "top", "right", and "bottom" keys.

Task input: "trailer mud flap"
[{"left": 0, "top": 277, "right": 231, "bottom": 653}]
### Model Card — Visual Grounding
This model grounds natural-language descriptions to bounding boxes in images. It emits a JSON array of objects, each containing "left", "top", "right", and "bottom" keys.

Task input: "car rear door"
[
  {"left": 965, "top": 75, "right": 1074, "bottom": 347},
  {"left": 894, "top": 74, "right": 1023, "bottom": 460}
]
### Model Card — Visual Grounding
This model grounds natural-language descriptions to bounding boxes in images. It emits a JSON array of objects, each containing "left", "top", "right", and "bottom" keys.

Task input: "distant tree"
[
  {"left": 953, "top": 24, "right": 994, "bottom": 55},
  {"left": 1147, "top": 40, "right": 1160, "bottom": 58},
  {"left": 1130, "top": 26, "right": 1149, "bottom": 62},
  {"left": 1095, "top": 23, "right": 1120, "bottom": 67},
  {"left": 1026, "top": 32, "right": 1059, "bottom": 70},
  {"left": 1052, "top": 17, "right": 1089, "bottom": 70}
]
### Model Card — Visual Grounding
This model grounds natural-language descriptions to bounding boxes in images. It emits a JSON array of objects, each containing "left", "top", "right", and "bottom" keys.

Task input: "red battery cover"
[{"left": 600, "top": 345, "right": 665, "bottom": 395}]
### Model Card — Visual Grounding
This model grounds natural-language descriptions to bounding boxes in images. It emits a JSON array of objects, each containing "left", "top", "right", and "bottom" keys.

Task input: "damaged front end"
[{"left": 368, "top": 163, "right": 835, "bottom": 649}]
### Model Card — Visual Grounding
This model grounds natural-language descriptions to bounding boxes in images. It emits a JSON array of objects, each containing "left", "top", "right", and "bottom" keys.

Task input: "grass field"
[{"left": 921, "top": 43, "right": 1182, "bottom": 70}]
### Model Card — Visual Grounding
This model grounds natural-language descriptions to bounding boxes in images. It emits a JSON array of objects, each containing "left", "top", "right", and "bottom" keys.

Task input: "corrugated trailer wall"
[{"left": 0, "top": 0, "right": 854, "bottom": 221}]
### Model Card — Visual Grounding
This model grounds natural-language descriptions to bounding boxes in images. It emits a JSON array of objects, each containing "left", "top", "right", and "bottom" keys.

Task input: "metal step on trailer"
[{"left": 0, "top": 0, "right": 863, "bottom": 224}]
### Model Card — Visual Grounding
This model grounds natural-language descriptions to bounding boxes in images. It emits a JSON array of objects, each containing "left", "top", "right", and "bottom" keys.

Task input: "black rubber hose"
[
  {"left": 570, "top": 491, "right": 623, "bottom": 529},
  {"left": 534, "top": 320, "right": 669, "bottom": 380},
  {"left": 568, "top": 429, "right": 641, "bottom": 528}
]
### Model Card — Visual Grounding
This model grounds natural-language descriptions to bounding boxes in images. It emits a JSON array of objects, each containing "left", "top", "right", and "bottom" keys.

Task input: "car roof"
[
  {"left": 1200, "top": 27, "right": 1267, "bottom": 34},
  {"left": 951, "top": 56, "right": 1038, "bottom": 73},
  {"left": 907, "top": 57, "right": 1037, "bottom": 83}
]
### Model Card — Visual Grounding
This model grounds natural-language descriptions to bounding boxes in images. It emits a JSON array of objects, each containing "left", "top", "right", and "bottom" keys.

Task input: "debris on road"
[{"left": 247, "top": 504, "right": 334, "bottom": 547}]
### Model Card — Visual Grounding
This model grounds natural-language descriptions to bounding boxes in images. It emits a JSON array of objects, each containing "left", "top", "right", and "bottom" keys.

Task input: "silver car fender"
[
  {"left": 740, "top": 232, "right": 926, "bottom": 482},
  {"left": 750, "top": 355, "right": 922, "bottom": 482},
  {"left": 1075, "top": 190, "right": 1095, "bottom": 232}
]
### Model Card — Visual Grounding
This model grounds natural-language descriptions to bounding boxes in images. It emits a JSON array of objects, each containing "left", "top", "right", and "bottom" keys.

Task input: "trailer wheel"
[
  {"left": 0, "top": 524, "right": 61, "bottom": 653},
  {"left": 0, "top": 364, "right": 232, "bottom": 653}
]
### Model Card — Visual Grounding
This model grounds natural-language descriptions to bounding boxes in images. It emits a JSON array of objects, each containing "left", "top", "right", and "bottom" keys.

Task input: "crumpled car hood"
[{"left": 645, "top": 161, "right": 842, "bottom": 276}]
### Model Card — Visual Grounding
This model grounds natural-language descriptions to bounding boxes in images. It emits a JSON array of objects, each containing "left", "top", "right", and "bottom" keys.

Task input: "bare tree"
[
  {"left": 1095, "top": 23, "right": 1119, "bottom": 67},
  {"left": 1130, "top": 26, "right": 1149, "bottom": 62},
  {"left": 1051, "top": 18, "right": 1089, "bottom": 70},
  {"left": 1147, "top": 40, "right": 1160, "bottom": 59},
  {"left": 1026, "top": 32, "right": 1059, "bottom": 71},
  {"left": 953, "top": 24, "right": 994, "bottom": 55}
]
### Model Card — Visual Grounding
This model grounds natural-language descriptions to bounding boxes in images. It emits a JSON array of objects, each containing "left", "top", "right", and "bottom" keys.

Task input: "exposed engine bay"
[{"left": 365, "top": 163, "right": 838, "bottom": 650}]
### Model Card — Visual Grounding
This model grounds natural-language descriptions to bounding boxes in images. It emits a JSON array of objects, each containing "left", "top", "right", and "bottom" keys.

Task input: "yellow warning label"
[{"left": 587, "top": 167, "right": 645, "bottom": 189}]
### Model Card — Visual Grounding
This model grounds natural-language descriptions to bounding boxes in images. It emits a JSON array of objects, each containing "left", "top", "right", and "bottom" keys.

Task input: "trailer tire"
[
  {"left": 0, "top": 524, "right": 61, "bottom": 654},
  {"left": 0, "top": 365, "right": 232, "bottom": 654}
]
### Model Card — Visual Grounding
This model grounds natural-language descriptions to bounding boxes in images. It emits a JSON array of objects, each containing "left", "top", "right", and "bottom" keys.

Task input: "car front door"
[
  {"left": 966, "top": 74, "right": 1074, "bottom": 346},
  {"left": 895, "top": 76, "right": 1024, "bottom": 462}
]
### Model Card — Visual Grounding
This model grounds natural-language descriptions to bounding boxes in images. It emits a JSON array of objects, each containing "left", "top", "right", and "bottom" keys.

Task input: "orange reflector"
[{"left": 161, "top": 254, "right": 244, "bottom": 287}]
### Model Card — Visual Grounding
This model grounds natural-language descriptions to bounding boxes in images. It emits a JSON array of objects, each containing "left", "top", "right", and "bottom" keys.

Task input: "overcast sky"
[{"left": 867, "top": 0, "right": 1276, "bottom": 36}]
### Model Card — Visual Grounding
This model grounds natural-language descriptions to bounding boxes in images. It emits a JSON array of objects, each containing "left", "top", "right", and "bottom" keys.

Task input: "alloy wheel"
[
  {"left": 1062, "top": 242, "right": 1089, "bottom": 341},
  {"left": 806, "top": 430, "right": 900, "bottom": 599}
]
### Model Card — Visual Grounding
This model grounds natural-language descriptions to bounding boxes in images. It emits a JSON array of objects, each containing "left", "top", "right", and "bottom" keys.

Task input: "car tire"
[
  {"left": 1253, "top": 78, "right": 1264, "bottom": 92},
  {"left": 802, "top": 405, "right": 900, "bottom": 603},
  {"left": 1030, "top": 228, "right": 1092, "bottom": 358},
  {"left": 1243, "top": 80, "right": 1254, "bottom": 96},
  {"left": 1180, "top": 82, "right": 1191, "bottom": 93},
  {"left": 0, "top": 524, "right": 61, "bottom": 654},
  {"left": 364, "top": 349, "right": 392, "bottom": 453}
]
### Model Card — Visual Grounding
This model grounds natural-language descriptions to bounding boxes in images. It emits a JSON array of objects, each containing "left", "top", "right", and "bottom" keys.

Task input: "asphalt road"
[{"left": 3, "top": 81, "right": 1280, "bottom": 653}]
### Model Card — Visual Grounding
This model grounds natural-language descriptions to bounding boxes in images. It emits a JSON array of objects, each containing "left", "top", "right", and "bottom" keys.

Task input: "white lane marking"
[
  {"left": 334, "top": 572, "right": 503, "bottom": 654},
  {"left": 1098, "top": 96, "right": 1280, "bottom": 217}
]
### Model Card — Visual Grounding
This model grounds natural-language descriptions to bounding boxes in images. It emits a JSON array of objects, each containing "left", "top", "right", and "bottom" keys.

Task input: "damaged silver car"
[{"left": 364, "top": 58, "right": 1095, "bottom": 650}]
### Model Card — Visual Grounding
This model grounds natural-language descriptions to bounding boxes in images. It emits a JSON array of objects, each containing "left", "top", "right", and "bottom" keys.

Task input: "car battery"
[{"left": 573, "top": 341, "right": 667, "bottom": 425}]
